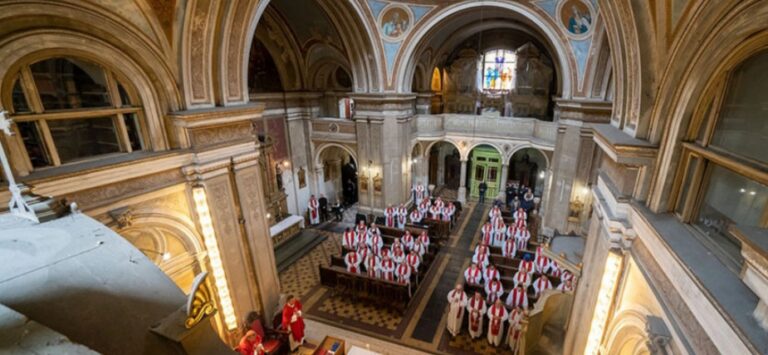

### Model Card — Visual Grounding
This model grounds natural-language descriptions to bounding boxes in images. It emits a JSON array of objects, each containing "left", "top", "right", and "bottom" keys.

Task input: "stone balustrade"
[{"left": 411, "top": 114, "right": 557, "bottom": 147}]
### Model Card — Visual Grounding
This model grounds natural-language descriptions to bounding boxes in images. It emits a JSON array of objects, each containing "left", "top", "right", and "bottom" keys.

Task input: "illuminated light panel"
[
  {"left": 192, "top": 186, "right": 238, "bottom": 331},
  {"left": 584, "top": 251, "right": 623, "bottom": 355}
]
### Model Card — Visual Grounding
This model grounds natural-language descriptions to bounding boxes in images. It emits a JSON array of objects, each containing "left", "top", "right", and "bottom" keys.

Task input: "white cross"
[{"left": 0, "top": 111, "right": 38, "bottom": 223}]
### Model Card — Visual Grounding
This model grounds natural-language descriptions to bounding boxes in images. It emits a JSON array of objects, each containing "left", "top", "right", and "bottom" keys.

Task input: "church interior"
[{"left": 0, "top": 0, "right": 766, "bottom": 354}]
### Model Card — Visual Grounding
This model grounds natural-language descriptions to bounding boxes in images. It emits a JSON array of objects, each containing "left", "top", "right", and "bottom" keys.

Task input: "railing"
[
  {"left": 309, "top": 114, "right": 558, "bottom": 148},
  {"left": 412, "top": 114, "right": 558, "bottom": 147}
]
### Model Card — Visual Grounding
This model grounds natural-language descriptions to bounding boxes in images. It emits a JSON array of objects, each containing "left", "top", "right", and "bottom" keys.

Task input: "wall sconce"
[
  {"left": 584, "top": 250, "right": 623, "bottom": 355},
  {"left": 539, "top": 171, "right": 546, "bottom": 179},
  {"left": 282, "top": 160, "right": 290, "bottom": 169},
  {"left": 266, "top": 213, "right": 272, "bottom": 219},
  {"left": 459, "top": 141, "right": 467, "bottom": 148},
  {"left": 581, "top": 186, "right": 591, "bottom": 196},
  {"left": 192, "top": 185, "right": 238, "bottom": 331}
]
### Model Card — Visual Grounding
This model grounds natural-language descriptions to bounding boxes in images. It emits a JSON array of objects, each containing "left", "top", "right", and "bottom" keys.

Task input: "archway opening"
[
  {"left": 120, "top": 224, "right": 202, "bottom": 292},
  {"left": 427, "top": 141, "right": 461, "bottom": 194},
  {"left": 508, "top": 147, "right": 548, "bottom": 195},
  {"left": 467, "top": 144, "right": 503, "bottom": 199},
  {"left": 319, "top": 145, "right": 358, "bottom": 206}
]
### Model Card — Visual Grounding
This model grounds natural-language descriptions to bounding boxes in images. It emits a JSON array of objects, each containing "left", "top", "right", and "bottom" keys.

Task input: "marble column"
[
  {"left": 500, "top": 163, "right": 509, "bottom": 191},
  {"left": 458, "top": 159, "right": 468, "bottom": 203}
]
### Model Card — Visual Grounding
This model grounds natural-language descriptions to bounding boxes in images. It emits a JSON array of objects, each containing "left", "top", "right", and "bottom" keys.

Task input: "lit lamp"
[
  {"left": 192, "top": 186, "right": 238, "bottom": 331},
  {"left": 584, "top": 250, "right": 623, "bottom": 355}
]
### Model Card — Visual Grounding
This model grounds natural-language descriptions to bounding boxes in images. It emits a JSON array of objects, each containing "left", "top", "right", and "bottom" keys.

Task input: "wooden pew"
[{"left": 319, "top": 265, "right": 412, "bottom": 311}]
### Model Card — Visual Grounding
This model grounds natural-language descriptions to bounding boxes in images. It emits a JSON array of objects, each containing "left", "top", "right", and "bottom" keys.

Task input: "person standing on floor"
[
  {"left": 487, "top": 298, "right": 509, "bottom": 347},
  {"left": 281, "top": 295, "right": 305, "bottom": 351},
  {"left": 478, "top": 180, "right": 488, "bottom": 204},
  {"left": 466, "top": 291, "right": 487, "bottom": 339},
  {"left": 445, "top": 284, "right": 467, "bottom": 337}
]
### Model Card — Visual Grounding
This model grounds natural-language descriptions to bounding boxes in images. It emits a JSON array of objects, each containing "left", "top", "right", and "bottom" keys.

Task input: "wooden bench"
[{"left": 319, "top": 265, "right": 412, "bottom": 311}]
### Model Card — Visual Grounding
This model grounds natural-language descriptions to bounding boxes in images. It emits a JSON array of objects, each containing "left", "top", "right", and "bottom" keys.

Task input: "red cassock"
[
  {"left": 237, "top": 335, "right": 264, "bottom": 355},
  {"left": 282, "top": 301, "right": 305, "bottom": 344}
]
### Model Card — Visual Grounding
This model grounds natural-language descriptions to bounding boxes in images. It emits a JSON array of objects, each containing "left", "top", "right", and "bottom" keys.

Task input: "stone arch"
[
  {"left": 314, "top": 142, "right": 358, "bottom": 168},
  {"left": 604, "top": 309, "right": 653, "bottom": 355},
  {"left": 306, "top": 43, "right": 353, "bottom": 91},
  {"left": 396, "top": 1, "right": 575, "bottom": 96},
  {"left": 465, "top": 141, "right": 504, "bottom": 161},
  {"left": 250, "top": 7, "right": 305, "bottom": 91},
  {"left": 424, "top": 139, "right": 462, "bottom": 158},
  {"left": 425, "top": 140, "right": 462, "bottom": 191},
  {"left": 0, "top": 30, "right": 177, "bottom": 155},
  {"left": 410, "top": 141, "right": 424, "bottom": 158},
  {"left": 507, "top": 145, "right": 551, "bottom": 170},
  {"left": 118, "top": 212, "right": 206, "bottom": 292},
  {"left": 222, "top": 0, "right": 382, "bottom": 102}
]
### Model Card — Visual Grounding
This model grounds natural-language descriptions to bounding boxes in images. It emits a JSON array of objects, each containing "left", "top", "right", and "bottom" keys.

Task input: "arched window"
[
  {"left": 5, "top": 57, "right": 146, "bottom": 170},
  {"left": 482, "top": 49, "right": 517, "bottom": 91},
  {"left": 674, "top": 51, "right": 768, "bottom": 271}
]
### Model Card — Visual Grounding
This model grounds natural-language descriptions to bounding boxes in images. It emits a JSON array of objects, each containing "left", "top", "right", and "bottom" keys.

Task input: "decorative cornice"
[
  {"left": 169, "top": 103, "right": 264, "bottom": 128},
  {"left": 592, "top": 123, "right": 658, "bottom": 165}
]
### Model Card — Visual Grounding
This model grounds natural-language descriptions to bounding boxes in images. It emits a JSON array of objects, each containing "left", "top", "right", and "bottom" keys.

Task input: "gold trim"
[{"left": 185, "top": 272, "right": 217, "bottom": 329}]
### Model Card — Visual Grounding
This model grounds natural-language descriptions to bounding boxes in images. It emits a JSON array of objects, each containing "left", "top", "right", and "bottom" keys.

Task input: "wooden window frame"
[
  {"left": 4, "top": 59, "right": 148, "bottom": 173},
  {"left": 672, "top": 62, "right": 768, "bottom": 229}
]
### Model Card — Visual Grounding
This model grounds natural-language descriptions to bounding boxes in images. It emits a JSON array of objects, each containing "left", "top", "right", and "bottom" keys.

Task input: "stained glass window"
[{"left": 482, "top": 49, "right": 516, "bottom": 91}]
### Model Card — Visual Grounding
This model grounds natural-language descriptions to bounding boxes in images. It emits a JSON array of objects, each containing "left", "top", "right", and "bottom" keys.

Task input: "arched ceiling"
[{"left": 395, "top": 1, "right": 581, "bottom": 97}]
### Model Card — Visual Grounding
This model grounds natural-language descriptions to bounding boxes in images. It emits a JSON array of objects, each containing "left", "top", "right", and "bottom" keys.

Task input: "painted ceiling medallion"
[
  {"left": 379, "top": 4, "right": 413, "bottom": 42},
  {"left": 558, "top": 0, "right": 595, "bottom": 39}
]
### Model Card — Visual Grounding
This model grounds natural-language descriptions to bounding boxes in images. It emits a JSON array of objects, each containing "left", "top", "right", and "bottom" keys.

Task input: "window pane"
[
  {"left": 474, "top": 165, "right": 485, "bottom": 180},
  {"left": 710, "top": 51, "right": 768, "bottom": 164},
  {"left": 48, "top": 116, "right": 120, "bottom": 163},
  {"left": 117, "top": 84, "right": 132, "bottom": 107},
  {"left": 12, "top": 79, "right": 30, "bottom": 113},
  {"left": 123, "top": 113, "right": 144, "bottom": 151},
  {"left": 488, "top": 167, "right": 498, "bottom": 181},
  {"left": 16, "top": 121, "right": 51, "bottom": 167},
  {"left": 30, "top": 58, "right": 112, "bottom": 110},
  {"left": 675, "top": 156, "right": 699, "bottom": 215},
  {"left": 697, "top": 165, "right": 767, "bottom": 239}
]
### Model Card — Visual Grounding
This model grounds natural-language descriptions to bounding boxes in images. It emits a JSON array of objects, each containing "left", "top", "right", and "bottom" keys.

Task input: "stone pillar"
[
  {"left": 352, "top": 94, "right": 416, "bottom": 213},
  {"left": 542, "top": 99, "right": 611, "bottom": 237},
  {"left": 458, "top": 159, "right": 468, "bottom": 203},
  {"left": 314, "top": 164, "right": 324, "bottom": 197},
  {"left": 415, "top": 93, "right": 433, "bottom": 114},
  {"left": 500, "top": 163, "right": 509, "bottom": 194}
]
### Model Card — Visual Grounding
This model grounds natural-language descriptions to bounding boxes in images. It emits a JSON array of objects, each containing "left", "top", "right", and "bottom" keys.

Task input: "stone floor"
[{"left": 278, "top": 201, "right": 523, "bottom": 354}]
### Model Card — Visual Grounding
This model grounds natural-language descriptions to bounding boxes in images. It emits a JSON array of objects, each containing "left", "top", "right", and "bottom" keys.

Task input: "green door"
[{"left": 470, "top": 146, "right": 502, "bottom": 199}]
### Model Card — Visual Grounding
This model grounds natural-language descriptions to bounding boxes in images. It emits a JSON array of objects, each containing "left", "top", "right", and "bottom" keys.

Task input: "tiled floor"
[{"left": 278, "top": 230, "right": 340, "bottom": 299}]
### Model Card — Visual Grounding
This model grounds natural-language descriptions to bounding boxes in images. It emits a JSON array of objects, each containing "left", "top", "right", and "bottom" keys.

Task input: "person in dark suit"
[
  {"left": 319, "top": 194, "right": 329, "bottom": 222},
  {"left": 478, "top": 181, "right": 488, "bottom": 204},
  {"left": 505, "top": 183, "right": 515, "bottom": 208}
]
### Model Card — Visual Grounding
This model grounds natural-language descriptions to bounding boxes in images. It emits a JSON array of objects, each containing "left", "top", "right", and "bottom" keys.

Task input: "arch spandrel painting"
[
  {"left": 560, "top": 0, "right": 594, "bottom": 38},
  {"left": 380, "top": 5, "right": 412, "bottom": 41}
]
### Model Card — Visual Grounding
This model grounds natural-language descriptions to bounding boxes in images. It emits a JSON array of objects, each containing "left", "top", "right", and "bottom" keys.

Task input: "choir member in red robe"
[
  {"left": 236, "top": 330, "right": 264, "bottom": 355},
  {"left": 281, "top": 296, "right": 305, "bottom": 351}
]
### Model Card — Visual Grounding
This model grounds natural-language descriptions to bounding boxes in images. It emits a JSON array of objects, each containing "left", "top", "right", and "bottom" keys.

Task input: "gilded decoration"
[{"left": 185, "top": 272, "right": 216, "bottom": 329}]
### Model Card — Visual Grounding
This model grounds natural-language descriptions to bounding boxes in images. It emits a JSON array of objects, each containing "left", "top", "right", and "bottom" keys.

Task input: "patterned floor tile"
[
  {"left": 279, "top": 230, "right": 341, "bottom": 299},
  {"left": 316, "top": 294, "right": 402, "bottom": 331}
]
